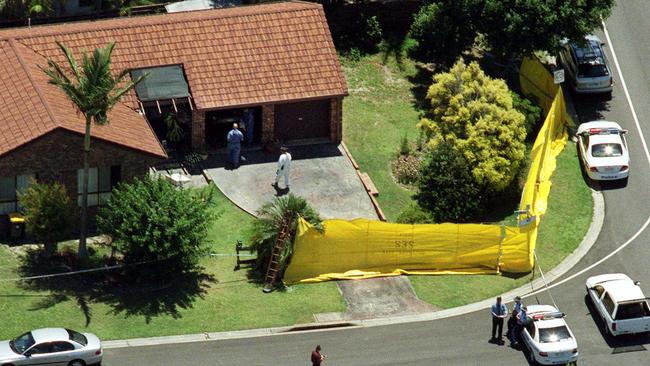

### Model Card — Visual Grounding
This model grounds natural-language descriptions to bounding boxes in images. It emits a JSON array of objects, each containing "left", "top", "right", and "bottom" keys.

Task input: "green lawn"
[
  {"left": 342, "top": 53, "right": 593, "bottom": 307},
  {"left": 0, "top": 187, "right": 345, "bottom": 340}
]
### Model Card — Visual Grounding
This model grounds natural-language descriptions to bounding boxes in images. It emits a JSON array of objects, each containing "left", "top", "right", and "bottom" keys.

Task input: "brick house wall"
[{"left": 0, "top": 128, "right": 162, "bottom": 205}]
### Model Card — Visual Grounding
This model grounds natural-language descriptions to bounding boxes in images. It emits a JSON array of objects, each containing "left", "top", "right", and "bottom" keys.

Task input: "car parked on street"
[
  {"left": 559, "top": 35, "right": 613, "bottom": 94},
  {"left": 586, "top": 273, "right": 650, "bottom": 336},
  {"left": 0, "top": 328, "right": 102, "bottom": 366},
  {"left": 576, "top": 121, "right": 629, "bottom": 181},
  {"left": 520, "top": 305, "right": 579, "bottom": 365}
]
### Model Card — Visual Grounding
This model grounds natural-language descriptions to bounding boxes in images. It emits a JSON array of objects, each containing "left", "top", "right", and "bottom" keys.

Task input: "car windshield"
[
  {"left": 578, "top": 63, "right": 609, "bottom": 77},
  {"left": 592, "top": 143, "right": 622, "bottom": 157},
  {"left": 66, "top": 329, "right": 87, "bottom": 346},
  {"left": 10, "top": 332, "right": 35, "bottom": 354},
  {"left": 539, "top": 326, "right": 572, "bottom": 343}
]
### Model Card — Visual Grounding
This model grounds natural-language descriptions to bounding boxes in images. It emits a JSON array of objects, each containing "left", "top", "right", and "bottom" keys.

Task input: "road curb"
[{"left": 103, "top": 189, "right": 604, "bottom": 349}]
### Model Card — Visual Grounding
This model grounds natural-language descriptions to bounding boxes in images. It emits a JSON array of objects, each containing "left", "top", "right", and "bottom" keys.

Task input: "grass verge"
[{"left": 0, "top": 187, "right": 345, "bottom": 340}]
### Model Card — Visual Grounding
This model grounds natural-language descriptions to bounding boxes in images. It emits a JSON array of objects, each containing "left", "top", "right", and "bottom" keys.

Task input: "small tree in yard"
[
  {"left": 97, "top": 176, "right": 213, "bottom": 275},
  {"left": 18, "top": 181, "right": 75, "bottom": 258},
  {"left": 415, "top": 142, "right": 484, "bottom": 223},
  {"left": 249, "top": 194, "right": 322, "bottom": 279},
  {"left": 418, "top": 59, "right": 526, "bottom": 192}
]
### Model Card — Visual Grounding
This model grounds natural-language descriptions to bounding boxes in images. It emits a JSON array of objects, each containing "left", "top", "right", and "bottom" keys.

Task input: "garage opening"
[{"left": 274, "top": 99, "right": 330, "bottom": 142}]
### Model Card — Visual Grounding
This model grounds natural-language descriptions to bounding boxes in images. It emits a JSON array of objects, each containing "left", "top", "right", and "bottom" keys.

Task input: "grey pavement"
[{"left": 203, "top": 143, "right": 377, "bottom": 220}]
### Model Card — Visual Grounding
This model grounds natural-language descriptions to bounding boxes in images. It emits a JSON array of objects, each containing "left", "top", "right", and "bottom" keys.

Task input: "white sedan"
[
  {"left": 0, "top": 328, "right": 102, "bottom": 366},
  {"left": 520, "top": 305, "right": 579, "bottom": 365},
  {"left": 576, "top": 121, "right": 629, "bottom": 181}
]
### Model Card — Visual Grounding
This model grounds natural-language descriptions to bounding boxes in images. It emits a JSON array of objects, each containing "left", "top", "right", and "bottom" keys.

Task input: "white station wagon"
[
  {"left": 520, "top": 305, "right": 579, "bottom": 365},
  {"left": 586, "top": 273, "right": 650, "bottom": 336},
  {"left": 0, "top": 328, "right": 102, "bottom": 366}
]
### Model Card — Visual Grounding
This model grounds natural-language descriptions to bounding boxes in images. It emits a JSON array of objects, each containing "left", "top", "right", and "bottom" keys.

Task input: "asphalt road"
[{"left": 104, "top": 2, "right": 650, "bottom": 365}]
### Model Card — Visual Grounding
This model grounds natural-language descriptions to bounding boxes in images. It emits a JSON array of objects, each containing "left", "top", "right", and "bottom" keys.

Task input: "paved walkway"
[{"left": 203, "top": 143, "right": 377, "bottom": 220}]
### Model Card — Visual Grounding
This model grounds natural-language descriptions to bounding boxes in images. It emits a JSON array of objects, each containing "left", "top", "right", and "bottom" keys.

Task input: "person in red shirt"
[{"left": 311, "top": 345, "right": 324, "bottom": 366}]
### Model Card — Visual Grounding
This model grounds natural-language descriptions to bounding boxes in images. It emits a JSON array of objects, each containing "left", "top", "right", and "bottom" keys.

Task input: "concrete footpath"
[{"left": 103, "top": 189, "right": 604, "bottom": 349}]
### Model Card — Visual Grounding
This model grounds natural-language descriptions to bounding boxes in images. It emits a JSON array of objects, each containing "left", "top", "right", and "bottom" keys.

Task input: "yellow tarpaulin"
[{"left": 284, "top": 56, "right": 569, "bottom": 284}]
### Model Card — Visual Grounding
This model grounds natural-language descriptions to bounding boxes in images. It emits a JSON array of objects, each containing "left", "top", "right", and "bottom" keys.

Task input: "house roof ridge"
[
  {"left": 0, "top": 1, "right": 322, "bottom": 42},
  {"left": 8, "top": 39, "right": 61, "bottom": 130}
]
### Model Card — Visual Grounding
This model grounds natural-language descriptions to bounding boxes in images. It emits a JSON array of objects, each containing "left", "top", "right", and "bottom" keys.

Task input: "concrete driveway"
[{"left": 203, "top": 143, "right": 377, "bottom": 220}]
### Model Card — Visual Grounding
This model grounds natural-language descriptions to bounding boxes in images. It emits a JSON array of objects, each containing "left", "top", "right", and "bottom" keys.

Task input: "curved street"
[{"left": 103, "top": 2, "right": 650, "bottom": 365}]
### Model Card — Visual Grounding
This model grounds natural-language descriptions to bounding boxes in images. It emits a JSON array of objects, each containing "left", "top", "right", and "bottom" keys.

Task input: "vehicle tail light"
[
  {"left": 96, "top": 349, "right": 102, "bottom": 355},
  {"left": 612, "top": 323, "right": 617, "bottom": 332},
  {"left": 590, "top": 167, "right": 599, "bottom": 172},
  {"left": 539, "top": 351, "right": 549, "bottom": 357},
  {"left": 619, "top": 165, "right": 628, "bottom": 171},
  {"left": 572, "top": 348, "right": 578, "bottom": 354}
]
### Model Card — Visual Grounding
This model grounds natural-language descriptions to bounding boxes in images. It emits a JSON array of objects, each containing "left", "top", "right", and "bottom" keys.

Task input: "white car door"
[
  {"left": 23, "top": 342, "right": 56, "bottom": 365},
  {"left": 522, "top": 321, "right": 537, "bottom": 352}
]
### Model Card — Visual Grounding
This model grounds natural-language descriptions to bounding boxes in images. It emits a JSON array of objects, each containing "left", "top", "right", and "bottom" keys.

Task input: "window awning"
[{"left": 131, "top": 65, "right": 190, "bottom": 102}]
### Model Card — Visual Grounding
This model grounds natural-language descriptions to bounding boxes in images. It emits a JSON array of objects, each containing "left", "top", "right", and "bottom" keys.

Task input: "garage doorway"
[{"left": 274, "top": 99, "right": 330, "bottom": 141}]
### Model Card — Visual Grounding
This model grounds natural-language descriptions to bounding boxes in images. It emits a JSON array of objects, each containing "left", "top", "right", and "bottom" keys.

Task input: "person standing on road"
[
  {"left": 490, "top": 296, "right": 508, "bottom": 344},
  {"left": 507, "top": 295, "right": 523, "bottom": 344},
  {"left": 512, "top": 305, "right": 528, "bottom": 348},
  {"left": 311, "top": 345, "right": 324, "bottom": 366},
  {"left": 274, "top": 146, "right": 292, "bottom": 190},
  {"left": 226, "top": 123, "right": 244, "bottom": 168}
]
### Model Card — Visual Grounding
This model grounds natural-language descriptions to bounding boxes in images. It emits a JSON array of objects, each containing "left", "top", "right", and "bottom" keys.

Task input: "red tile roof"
[
  {"left": 0, "top": 39, "right": 166, "bottom": 158},
  {"left": 0, "top": 1, "right": 348, "bottom": 111}
]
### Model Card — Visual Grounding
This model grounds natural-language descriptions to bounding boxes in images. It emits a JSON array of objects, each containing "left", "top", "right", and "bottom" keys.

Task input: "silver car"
[
  {"left": 559, "top": 35, "right": 613, "bottom": 94},
  {"left": 0, "top": 328, "right": 102, "bottom": 366}
]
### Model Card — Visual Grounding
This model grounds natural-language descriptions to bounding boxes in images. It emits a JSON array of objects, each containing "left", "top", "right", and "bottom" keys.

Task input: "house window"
[
  {"left": 77, "top": 166, "right": 121, "bottom": 207},
  {"left": 0, "top": 174, "right": 36, "bottom": 214}
]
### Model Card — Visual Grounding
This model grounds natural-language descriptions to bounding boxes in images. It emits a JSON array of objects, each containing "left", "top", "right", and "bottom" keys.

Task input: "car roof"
[
  {"left": 31, "top": 328, "right": 69, "bottom": 344},
  {"left": 601, "top": 280, "right": 646, "bottom": 302},
  {"left": 589, "top": 134, "right": 623, "bottom": 145},
  {"left": 526, "top": 305, "right": 568, "bottom": 329},
  {"left": 579, "top": 120, "right": 622, "bottom": 131}
]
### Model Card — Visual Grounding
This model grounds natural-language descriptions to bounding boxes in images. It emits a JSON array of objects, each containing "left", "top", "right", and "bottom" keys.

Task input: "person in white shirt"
[{"left": 274, "top": 146, "right": 292, "bottom": 190}]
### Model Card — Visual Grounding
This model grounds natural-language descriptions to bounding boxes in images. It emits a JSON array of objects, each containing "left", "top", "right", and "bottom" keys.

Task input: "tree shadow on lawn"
[
  {"left": 16, "top": 249, "right": 216, "bottom": 325},
  {"left": 407, "top": 64, "right": 434, "bottom": 115}
]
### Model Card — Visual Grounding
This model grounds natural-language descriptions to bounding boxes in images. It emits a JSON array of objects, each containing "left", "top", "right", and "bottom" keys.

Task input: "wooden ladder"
[{"left": 262, "top": 215, "right": 294, "bottom": 293}]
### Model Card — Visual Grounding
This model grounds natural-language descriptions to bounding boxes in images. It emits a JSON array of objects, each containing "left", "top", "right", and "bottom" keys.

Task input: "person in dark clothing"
[
  {"left": 490, "top": 296, "right": 508, "bottom": 344},
  {"left": 311, "top": 345, "right": 324, "bottom": 366}
]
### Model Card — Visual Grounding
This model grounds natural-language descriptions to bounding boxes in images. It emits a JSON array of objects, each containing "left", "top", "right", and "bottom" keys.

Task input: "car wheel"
[{"left": 68, "top": 360, "right": 86, "bottom": 366}]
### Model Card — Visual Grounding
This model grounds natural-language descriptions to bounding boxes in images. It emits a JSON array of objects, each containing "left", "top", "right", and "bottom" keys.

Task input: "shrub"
[
  {"left": 393, "top": 155, "right": 421, "bottom": 185},
  {"left": 399, "top": 134, "right": 411, "bottom": 156},
  {"left": 18, "top": 181, "right": 75, "bottom": 257},
  {"left": 249, "top": 194, "right": 322, "bottom": 280},
  {"left": 97, "top": 176, "right": 214, "bottom": 275},
  {"left": 511, "top": 91, "right": 542, "bottom": 137},
  {"left": 397, "top": 203, "right": 433, "bottom": 224},
  {"left": 415, "top": 142, "right": 484, "bottom": 223},
  {"left": 418, "top": 59, "right": 527, "bottom": 192}
]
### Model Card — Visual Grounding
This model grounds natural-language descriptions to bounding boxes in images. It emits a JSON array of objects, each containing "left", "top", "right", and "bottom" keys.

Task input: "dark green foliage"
[
  {"left": 18, "top": 181, "right": 75, "bottom": 257},
  {"left": 478, "top": 0, "right": 614, "bottom": 60},
  {"left": 97, "top": 177, "right": 214, "bottom": 273},
  {"left": 164, "top": 113, "right": 185, "bottom": 142},
  {"left": 511, "top": 91, "right": 542, "bottom": 137},
  {"left": 336, "top": 13, "right": 384, "bottom": 54},
  {"left": 399, "top": 133, "right": 411, "bottom": 156},
  {"left": 249, "top": 194, "right": 322, "bottom": 279},
  {"left": 397, "top": 203, "right": 433, "bottom": 224},
  {"left": 408, "top": 1, "right": 480, "bottom": 67},
  {"left": 415, "top": 142, "right": 484, "bottom": 223}
]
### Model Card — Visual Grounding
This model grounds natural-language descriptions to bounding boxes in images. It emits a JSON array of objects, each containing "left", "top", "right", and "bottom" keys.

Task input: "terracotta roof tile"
[
  {"left": 0, "top": 40, "right": 166, "bottom": 158},
  {"left": 0, "top": 1, "right": 347, "bottom": 110}
]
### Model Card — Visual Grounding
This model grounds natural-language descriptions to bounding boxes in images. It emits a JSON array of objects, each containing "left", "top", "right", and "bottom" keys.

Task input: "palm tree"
[
  {"left": 249, "top": 194, "right": 323, "bottom": 280},
  {"left": 42, "top": 41, "right": 146, "bottom": 258}
]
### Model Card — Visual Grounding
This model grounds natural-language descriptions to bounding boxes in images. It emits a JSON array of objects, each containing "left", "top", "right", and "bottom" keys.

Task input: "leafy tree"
[
  {"left": 415, "top": 142, "right": 484, "bottom": 223},
  {"left": 96, "top": 177, "right": 213, "bottom": 273},
  {"left": 478, "top": 0, "right": 614, "bottom": 60},
  {"left": 249, "top": 194, "right": 322, "bottom": 280},
  {"left": 408, "top": 0, "right": 480, "bottom": 66},
  {"left": 18, "top": 181, "right": 75, "bottom": 258},
  {"left": 418, "top": 59, "right": 526, "bottom": 191},
  {"left": 42, "top": 42, "right": 146, "bottom": 259}
]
